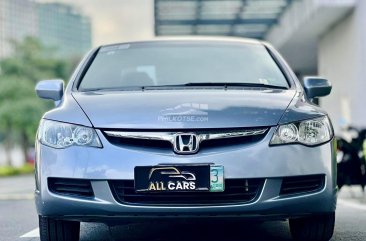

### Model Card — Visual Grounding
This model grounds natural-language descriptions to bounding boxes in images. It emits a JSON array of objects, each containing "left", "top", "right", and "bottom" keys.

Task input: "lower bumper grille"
[
  {"left": 109, "top": 179, "right": 265, "bottom": 206},
  {"left": 48, "top": 178, "right": 94, "bottom": 198},
  {"left": 280, "top": 174, "right": 325, "bottom": 196}
]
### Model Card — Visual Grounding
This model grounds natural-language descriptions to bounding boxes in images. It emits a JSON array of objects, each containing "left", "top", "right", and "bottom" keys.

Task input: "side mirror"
[
  {"left": 35, "top": 79, "right": 64, "bottom": 101},
  {"left": 303, "top": 77, "right": 332, "bottom": 99}
]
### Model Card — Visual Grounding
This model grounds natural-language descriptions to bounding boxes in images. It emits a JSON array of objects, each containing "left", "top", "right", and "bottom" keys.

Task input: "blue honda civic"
[{"left": 35, "top": 37, "right": 336, "bottom": 241}]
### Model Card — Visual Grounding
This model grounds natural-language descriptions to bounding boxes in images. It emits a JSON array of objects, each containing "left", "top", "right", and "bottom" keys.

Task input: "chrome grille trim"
[{"left": 104, "top": 128, "right": 268, "bottom": 144}]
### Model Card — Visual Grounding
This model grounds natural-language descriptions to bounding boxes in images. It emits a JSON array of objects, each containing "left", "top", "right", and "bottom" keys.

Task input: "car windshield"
[{"left": 79, "top": 42, "right": 289, "bottom": 91}]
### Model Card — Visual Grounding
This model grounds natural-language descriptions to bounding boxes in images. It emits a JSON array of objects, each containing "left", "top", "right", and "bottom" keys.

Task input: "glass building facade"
[
  {"left": 37, "top": 3, "right": 92, "bottom": 58},
  {"left": 0, "top": 0, "right": 38, "bottom": 58},
  {"left": 0, "top": 0, "right": 92, "bottom": 59}
]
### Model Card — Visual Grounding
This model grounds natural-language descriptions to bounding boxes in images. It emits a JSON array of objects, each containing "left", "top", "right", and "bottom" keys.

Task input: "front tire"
[
  {"left": 39, "top": 216, "right": 80, "bottom": 241},
  {"left": 289, "top": 213, "right": 335, "bottom": 241}
]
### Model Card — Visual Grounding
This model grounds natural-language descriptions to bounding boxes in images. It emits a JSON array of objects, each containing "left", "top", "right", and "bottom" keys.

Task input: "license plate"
[{"left": 134, "top": 165, "right": 224, "bottom": 192}]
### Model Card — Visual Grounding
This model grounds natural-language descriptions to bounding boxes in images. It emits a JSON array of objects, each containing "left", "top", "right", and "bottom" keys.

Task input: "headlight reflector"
[
  {"left": 39, "top": 120, "right": 102, "bottom": 148},
  {"left": 277, "top": 123, "right": 298, "bottom": 143},
  {"left": 270, "top": 116, "right": 333, "bottom": 146}
]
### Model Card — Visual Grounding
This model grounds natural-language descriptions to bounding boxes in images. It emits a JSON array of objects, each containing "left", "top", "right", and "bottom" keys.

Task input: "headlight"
[
  {"left": 38, "top": 119, "right": 102, "bottom": 148},
  {"left": 270, "top": 116, "right": 333, "bottom": 146}
]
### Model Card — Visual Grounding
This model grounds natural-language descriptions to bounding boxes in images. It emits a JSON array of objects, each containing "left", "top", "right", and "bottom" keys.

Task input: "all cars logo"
[{"left": 147, "top": 167, "right": 196, "bottom": 191}]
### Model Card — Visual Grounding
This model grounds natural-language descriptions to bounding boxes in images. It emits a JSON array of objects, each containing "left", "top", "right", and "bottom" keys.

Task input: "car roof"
[{"left": 100, "top": 36, "right": 263, "bottom": 48}]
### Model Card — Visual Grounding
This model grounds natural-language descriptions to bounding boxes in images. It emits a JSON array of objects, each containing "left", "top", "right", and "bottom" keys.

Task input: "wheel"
[
  {"left": 39, "top": 215, "right": 80, "bottom": 241},
  {"left": 289, "top": 212, "right": 335, "bottom": 241}
]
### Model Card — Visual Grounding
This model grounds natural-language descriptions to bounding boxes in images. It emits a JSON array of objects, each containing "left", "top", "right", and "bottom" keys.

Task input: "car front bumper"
[{"left": 35, "top": 128, "right": 337, "bottom": 222}]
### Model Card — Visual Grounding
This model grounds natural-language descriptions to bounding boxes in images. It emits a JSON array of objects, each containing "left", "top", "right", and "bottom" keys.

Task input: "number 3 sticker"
[
  {"left": 210, "top": 166, "right": 224, "bottom": 192},
  {"left": 211, "top": 169, "right": 219, "bottom": 183}
]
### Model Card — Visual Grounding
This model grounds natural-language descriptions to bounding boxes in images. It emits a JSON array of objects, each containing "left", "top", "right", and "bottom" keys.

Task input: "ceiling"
[{"left": 154, "top": 0, "right": 294, "bottom": 39}]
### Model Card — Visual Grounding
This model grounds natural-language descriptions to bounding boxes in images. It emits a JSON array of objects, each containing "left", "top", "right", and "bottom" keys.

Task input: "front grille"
[
  {"left": 109, "top": 179, "right": 265, "bottom": 206},
  {"left": 280, "top": 175, "right": 325, "bottom": 196},
  {"left": 48, "top": 178, "right": 94, "bottom": 198},
  {"left": 105, "top": 136, "right": 172, "bottom": 149},
  {"left": 103, "top": 127, "right": 268, "bottom": 152}
]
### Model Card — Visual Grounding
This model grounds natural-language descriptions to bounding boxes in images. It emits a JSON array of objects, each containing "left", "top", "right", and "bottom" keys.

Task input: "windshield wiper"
[
  {"left": 149, "top": 82, "right": 288, "bottom": 90},
  {"left": 79, "top": 86, "right": 144, "bottom": 92},
  {"left": 80, "top": 82, "right": 288, "bottom": 92}
]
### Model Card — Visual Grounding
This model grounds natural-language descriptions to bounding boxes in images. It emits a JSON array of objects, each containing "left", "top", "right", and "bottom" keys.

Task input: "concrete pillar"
[{"left": 318, "top": 1, "right": 366, "bottom": 132}]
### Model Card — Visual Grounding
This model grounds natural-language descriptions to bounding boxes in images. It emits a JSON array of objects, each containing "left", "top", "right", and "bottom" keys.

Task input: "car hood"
[{"left": 72, "top": 89, "right": 296, "bottom": 129}]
